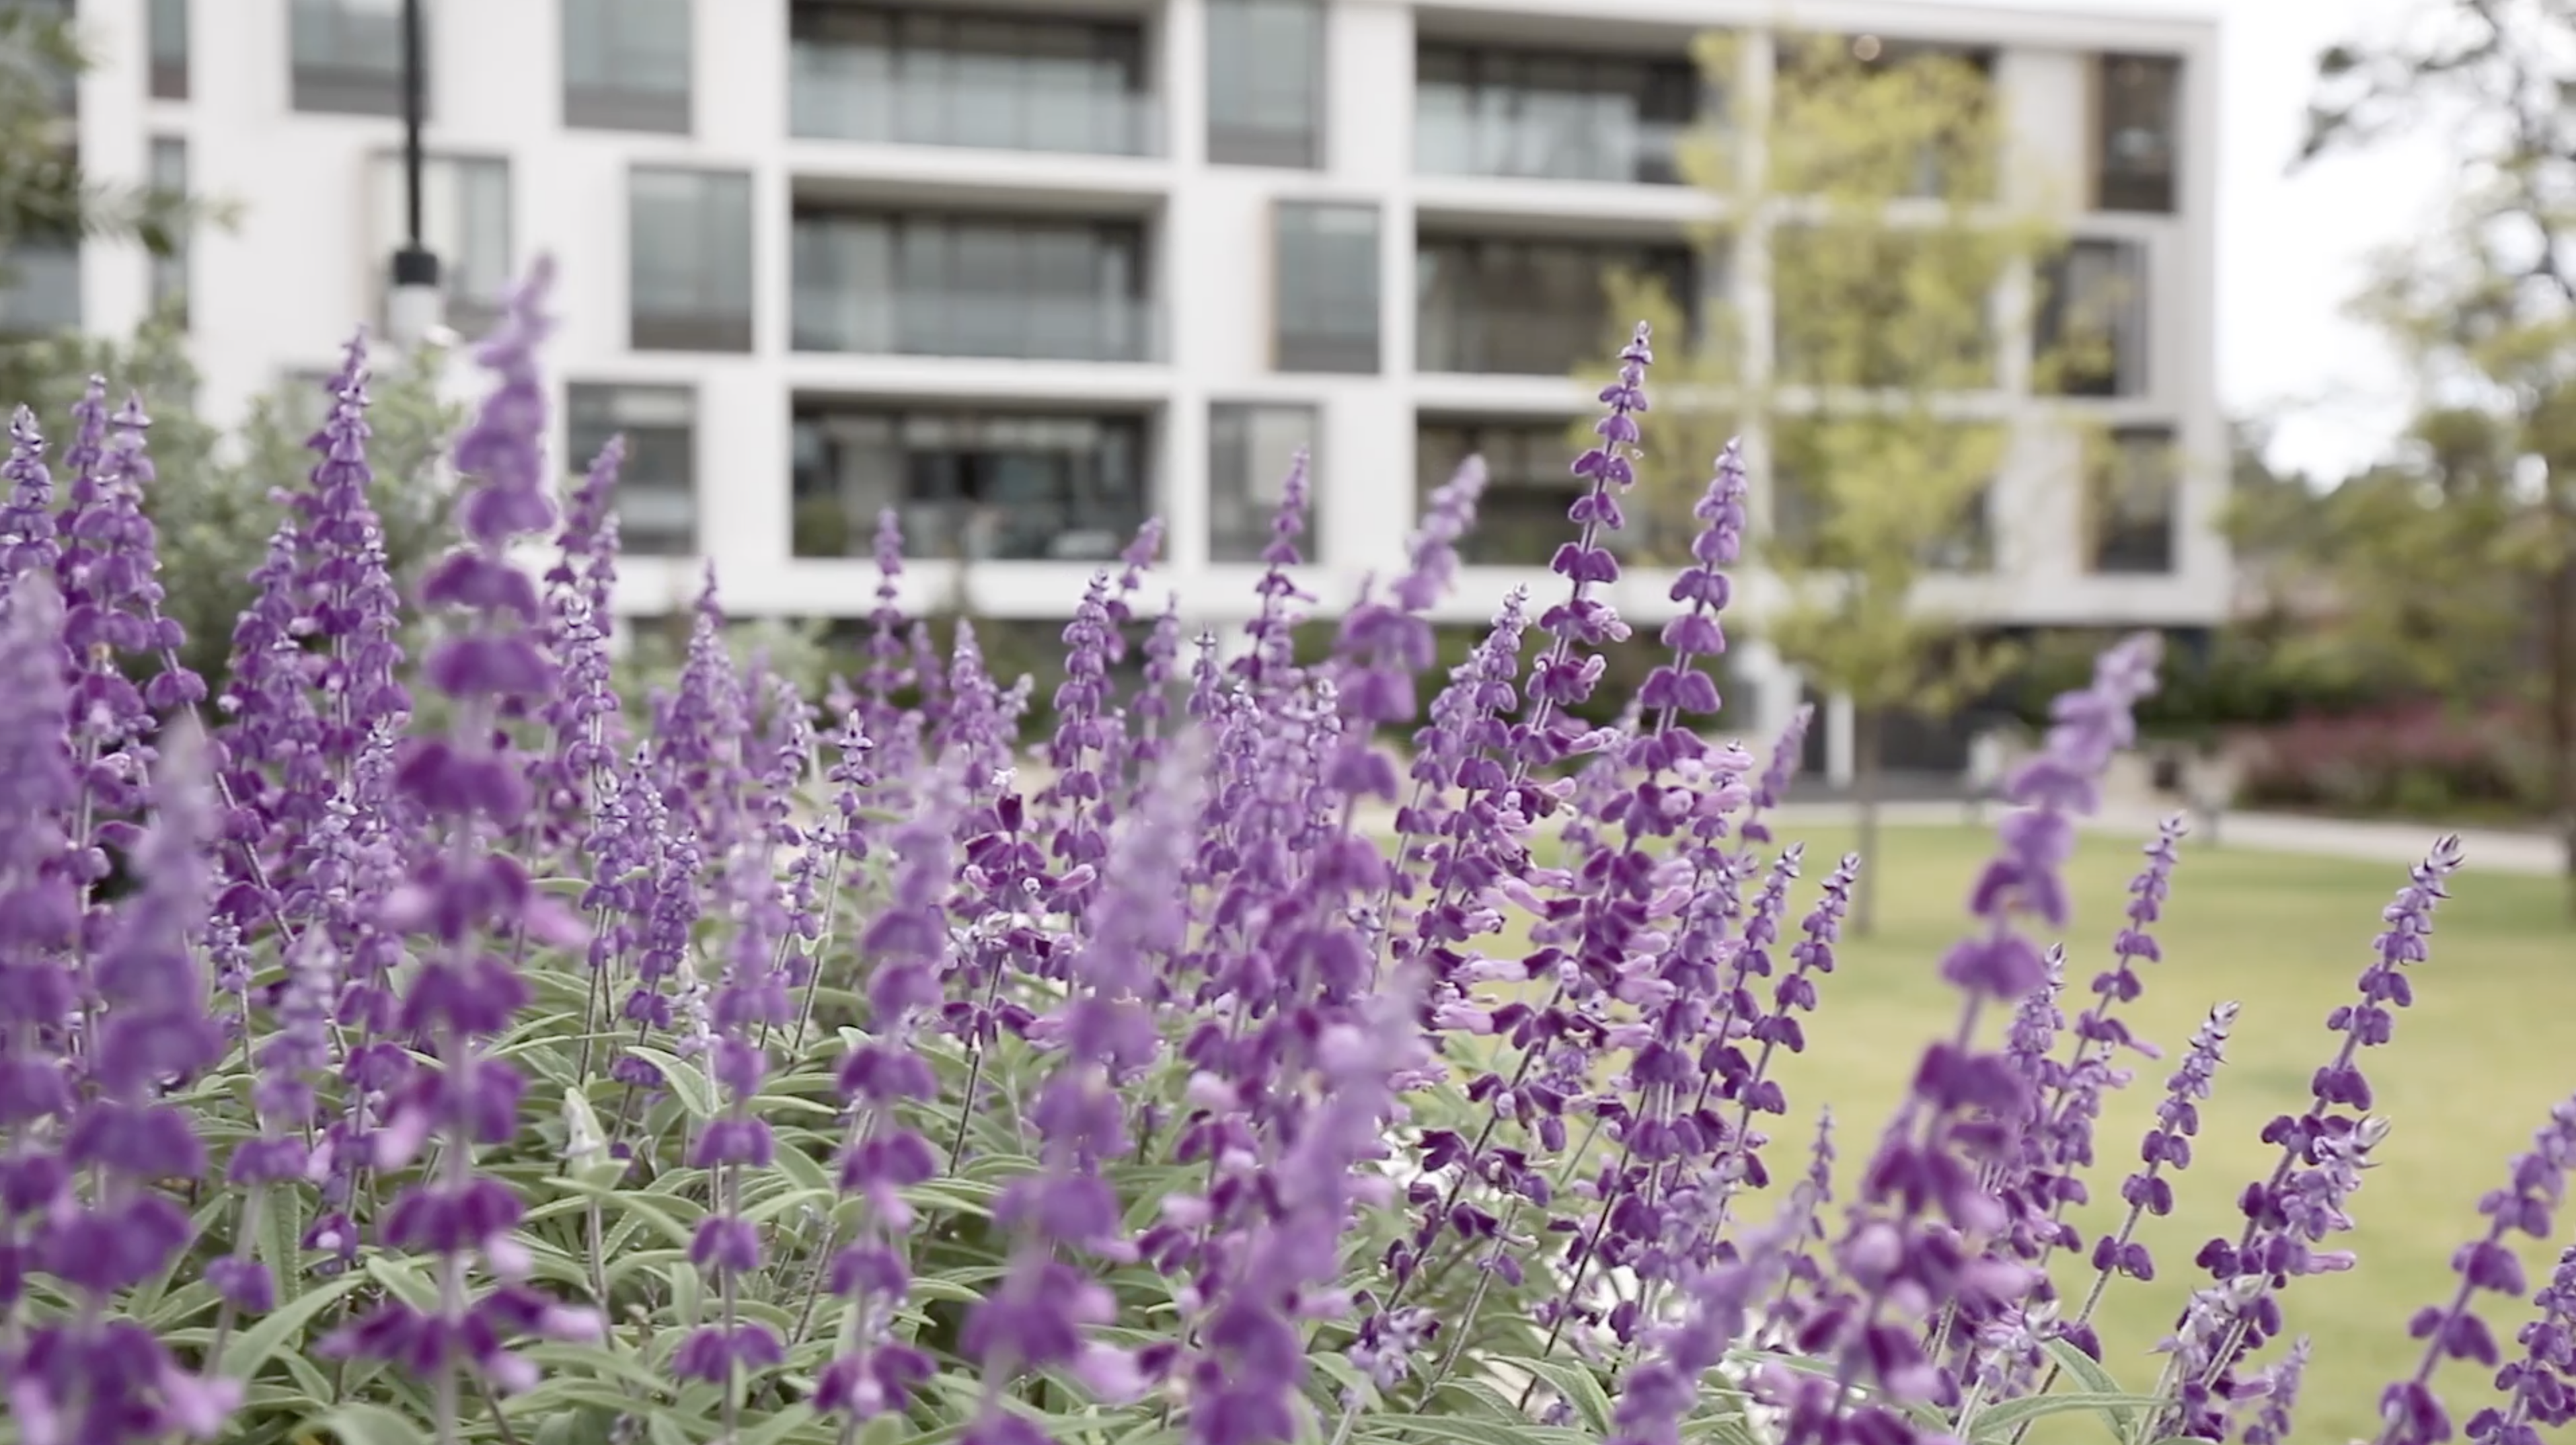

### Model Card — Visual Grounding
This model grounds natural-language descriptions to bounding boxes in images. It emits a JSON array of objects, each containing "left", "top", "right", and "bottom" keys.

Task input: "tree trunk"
[{"left": 1852, "top": 706, "right": 1883, "bottom": 938}]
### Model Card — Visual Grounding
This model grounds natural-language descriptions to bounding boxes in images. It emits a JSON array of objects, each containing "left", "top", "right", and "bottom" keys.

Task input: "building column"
[{"left": 1825, "top": 690, "right": 1856, "bottom": 789}]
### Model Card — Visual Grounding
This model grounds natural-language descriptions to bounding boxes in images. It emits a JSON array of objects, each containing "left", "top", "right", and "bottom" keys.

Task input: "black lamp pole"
[{"left": 387, "top": 0, "right": 443, "bottom": 344}]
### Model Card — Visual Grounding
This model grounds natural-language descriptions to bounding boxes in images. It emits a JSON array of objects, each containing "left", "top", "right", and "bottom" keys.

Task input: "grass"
[{"left": 1714, "top": 820, "right": 2576, "bottom": 1441}]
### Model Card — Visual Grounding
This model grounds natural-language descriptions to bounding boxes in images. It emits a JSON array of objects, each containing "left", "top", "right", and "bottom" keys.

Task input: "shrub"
[
  {"left": 2234, "top": 701, "right": 2550, "bottom": 821},
  {"left": 0, "top": 266, "right": 2565, "bottom": 1445}
]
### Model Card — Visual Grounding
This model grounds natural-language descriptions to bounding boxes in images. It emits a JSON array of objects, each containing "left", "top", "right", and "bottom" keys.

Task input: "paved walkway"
[{"left": 1770, "top": 800, "right": 2565, "bottom": 877}]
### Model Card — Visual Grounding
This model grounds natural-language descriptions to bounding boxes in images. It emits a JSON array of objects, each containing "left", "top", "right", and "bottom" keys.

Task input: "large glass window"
[
  {"left": 369, "top": 152, "right": 510, "bottom": 336},
  {"left": 568, "top": 384, "right": 698, "bottom": 557},
  {"left": 790, "top": 3, "right": 1153, "bottom": 157},
  {"left": 149, "top": 0, "right": 190, "bottom": 100},
  {"left": 149, "top": 138, "right": 188, "bottom": 325},
  {"left": 1415, "top": 419, "right": 1607, "bottom": 566},
  {"left": 2087, "top": 426, "right": 2178, "bottom": 574},
  {"left": 1414, "top": 44, "right": 1700, "bottom": 185},
  {"left": 562, "top": 0, "right": 691, "bottom": 132},
  {"left": 1772, "top": 418, "right": 1997, "bottom": 571},
  {"left": 0, "top": 236, "right": 79, "bottom": 338},
  {"left": 2035, "top": 238, "right": 2148, "bottom": 398},
  {"left": 793, "top": 406, "right": 1149, "bottom": 563},
  {"left": 792, "top": 209, "right": 1150, "bottom": 362},
  {"left": 1207, "top": 0, "right": 1322, "bottom": 168},
  {"left": 1275, "top": 202, "right": 1379, "bottom": 374},
  {"left": 2096, "top": 54, "right": 2181, "bottom": 213},
  {"left": 1417, "top": 234, "right": 1698, "bottom": 376},
  {"left": 1209, "top": 404, "right": 1318, "bottom": 563},
  {"left": 291, "top": 0, "right": 413, "bottom": 116},
  {"left": 628, "top": 166, "right": 753, "bottom": 353}
]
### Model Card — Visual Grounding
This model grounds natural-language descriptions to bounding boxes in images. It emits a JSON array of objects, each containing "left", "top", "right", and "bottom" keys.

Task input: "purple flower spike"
[
  {"left": 2378, "top": 1096, "right": 2576, "bottom": 1445},
  {"left": 2240, "top": 1337, "right": 2312, "bottom": 1445},
  {"left": 2472, "top": 1246, "right": 2576, "bottom": 1442}
]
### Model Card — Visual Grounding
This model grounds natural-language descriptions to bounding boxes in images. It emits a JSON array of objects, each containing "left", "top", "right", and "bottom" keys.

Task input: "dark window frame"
[
  {"left": 2095, "top": 53, "right": 2181, "bottom": 214},
  {"left": 1415, "top": 231, "right": 1699, "bottom": 376},
  {"left": 788, "top": 1, "right": 1154, "bottom": 156},
  {"left": 2035, "top": 237, "right": 2149, "bottom": 398},
  {"left": 628, "top": 164, "right": 755, "bottom": 354},
  {"left": 149, "top": 137, "right": 188, "bottom": 326},
  {"left": 1206, "top": 0, "right": 1324, "bottom": 168},
  {"left": 149, "top": 0, "right": 190, "bottom": 100},
  {"left": 562, "top": 0, "right": 693, "bottom": 133},
  {"left": 1274, "top": 200, "right": 1381, "bottom": 374},
  {"left": 790, "top": 207, "right": 1153, "bottom": 362},
  {"left": 1414, "top": 416, "right": 1612, "bottom": 566},
  {"left": 1209, "top": 401, "right": 1321, "bottom": 563},
  {"left": 291, "top": 0, "right": 421, "bottom": 117},
  {"left": 791, "top": 404, "right": 1153, "bottom": 563},
  {"left": 2087, "top": 424, "right": 2179, "bottom": 575},
  {"left": 1413, "top": 41, "right": 1704, "bottom": 186},
  {"left": 567, "top": 382, "right": 699, "bottom": 558}
]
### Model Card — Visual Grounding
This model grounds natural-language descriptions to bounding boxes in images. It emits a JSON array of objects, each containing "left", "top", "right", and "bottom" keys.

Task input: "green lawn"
[{"left": 1701, "top": 822, "right": 2571, "bottom": 1440}]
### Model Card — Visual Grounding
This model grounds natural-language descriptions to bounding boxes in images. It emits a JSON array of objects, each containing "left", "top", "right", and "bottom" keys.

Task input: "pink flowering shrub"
[{"left": 0, "top": 260, "right": 2566, "bottom": 1445}]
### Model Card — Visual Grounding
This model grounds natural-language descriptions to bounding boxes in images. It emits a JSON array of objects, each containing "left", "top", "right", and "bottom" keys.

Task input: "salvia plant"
[{"left": 0, "top": 258, "right": 2565, "bottom": 1445}]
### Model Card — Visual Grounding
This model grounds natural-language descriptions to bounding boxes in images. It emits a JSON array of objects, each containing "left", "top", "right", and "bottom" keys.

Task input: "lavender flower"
[{"left": 2472, "top": 1247, "right": 2576, "bottom": 1442}]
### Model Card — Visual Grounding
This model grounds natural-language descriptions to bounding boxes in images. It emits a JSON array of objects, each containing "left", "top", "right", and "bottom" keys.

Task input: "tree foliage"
[
  {"left": 1583, "top": 30, "right": 2108, "bottom": 929},
  {"left": 2300, "top": 0, "right": 2576, "bottom": 904}
]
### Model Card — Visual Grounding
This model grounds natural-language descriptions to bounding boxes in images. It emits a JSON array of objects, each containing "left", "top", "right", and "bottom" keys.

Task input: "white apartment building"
[{"left": 26, "top": 0, "right": 2222, "bottom": 780}]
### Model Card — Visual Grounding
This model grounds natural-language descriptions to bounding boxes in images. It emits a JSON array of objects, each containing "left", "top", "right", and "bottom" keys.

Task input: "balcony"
[
  {"left": 789, "top": 3, "right": 1158, "bottom": 159},
  {"left": 1416, "top": 235, "right": 1697, "bottom": 376},
  {"left": 792, "top": 209, "right": 1158, "bottom": 363},
  {"left": 792, "top": 403, "right": 1151, "bottom": 563},
  {"left": 1414, "top": 44, "right": 1700, "bottom": 186}
]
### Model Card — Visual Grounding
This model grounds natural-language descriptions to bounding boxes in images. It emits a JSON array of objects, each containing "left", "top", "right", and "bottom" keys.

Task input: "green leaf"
[
  {"left": 2042, "top": 1339, "right": 2140, "bottom": 1440},
  {"left": 1361, "top": 1420, "right": 1594, "bottom": 1445},
  {"left": 1968, "top": 1392, "right": 2166, "bottom": 1439},
  {"left": 626, "top": 1044, "right": 717, "bottom": 1118},
  {"left": 1513, "top": 1358, "right": 1615, "bottom": 1436},
  {"left": 738, "top": 1405, "right": 823, "bottom": 1445},
  {"left": 258, "top": 1183, "right": 305, "bottom": 1304},
  {"left": 217, "top": 1271, "right": 368, "bottom": 1379},
  {"left": 319, "top": 1401, "right": 431, "bottom": 1445}
]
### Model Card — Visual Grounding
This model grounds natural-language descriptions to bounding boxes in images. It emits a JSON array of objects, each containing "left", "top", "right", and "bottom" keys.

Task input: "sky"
[{"left": 1973, "top": 0, "right": 2454, "bottom": 482}]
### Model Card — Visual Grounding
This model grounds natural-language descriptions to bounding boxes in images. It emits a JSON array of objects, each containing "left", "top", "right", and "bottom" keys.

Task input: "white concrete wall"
[{"left": 64, "top": 0, "right": 2227, "bottom": 743}]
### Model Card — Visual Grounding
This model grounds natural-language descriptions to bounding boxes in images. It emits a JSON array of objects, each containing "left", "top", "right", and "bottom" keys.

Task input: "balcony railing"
[
  {"left": 792, "top": 287, "right": 1158, "bottom": 364},
  {"left": 789, "top": 51, "right": 1160, "bottom": 157},
  {"left": 1414, "top": 107, "right": 1685, "bottom": 186},
  {"left": 1418, "top": 305, "right": 1627, "bottom": 376}
]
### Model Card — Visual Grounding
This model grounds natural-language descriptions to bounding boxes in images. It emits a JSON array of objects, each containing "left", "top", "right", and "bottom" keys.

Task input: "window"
[
  {"left": 149, "top": 0, "right": 190, "bottom": 100},
  {"left": 2088, "top": 426, "right": 2178, "bottom": 574},
  {"left": 790, "top": 4, "right": 1153, "bottom": 157},
  {"left": 368, "top": 152, "right": 510, "bottom": 336},
  {"left": 149, "top": 138, "right": 188, "bottom": 325},
  {"left": 792, "top": 406, "right": 1149, "bottom": 563},
  {"left": 1275, "top": 202, "right": 1378, "bottom": 373},
  {"left": 1774, "top": 35, "right": 1996, "bottom": 199},
  {"left": 1207, "top": 0, "right": 1322, "bottom": 167},
  {"left": 628, "top": 167, "right": 753, "bottom": 353},
  {"left": 792, "top": 209, "right": 1150, "bottom": 362},
  {"left": 562, "top": 0, "right": 691, "bottom": 132},
  {"left": 1416, "top": 419, "right": 1600, "bottom": 566},
  {"left": 2096, "top": 54, "right": 2181, "bottom": 213},
  {"left": 1209, "top": 404, "right": 1318, "bottom": 562},
  {"left": 1417, "top": 234, "right": 1699, "bottom": 375},
  {"left": 568, "top": 384, "right": 697, "bottom": 556},
  {"left": 2035, "top": 239, "right": 2148, "bottom": 398},
  {"left": 292, "top": 0, "right": 414, "bottom": 116},
  {"left": 1414, "top": 44, "right": 1702, "bottom": 185},
  {"left": 0, "top": 235, "right": 79, "bottom": 339}
]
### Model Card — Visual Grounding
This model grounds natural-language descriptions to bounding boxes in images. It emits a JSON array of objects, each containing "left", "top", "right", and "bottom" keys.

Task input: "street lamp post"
[{"left": 385, "top": 0, "right": 443, "bottom": 347}]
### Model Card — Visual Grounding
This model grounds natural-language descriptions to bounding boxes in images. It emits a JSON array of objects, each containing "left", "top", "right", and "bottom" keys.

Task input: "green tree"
[
  {"left": 7, "top": 307, "right": 465, "bottom": 696},
  {"left": 1586, "top": 32, "right": 2103, "bottom": 932},
  {"left": 2302, "top": 0, "right": 2576, "bottom": 912}
]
